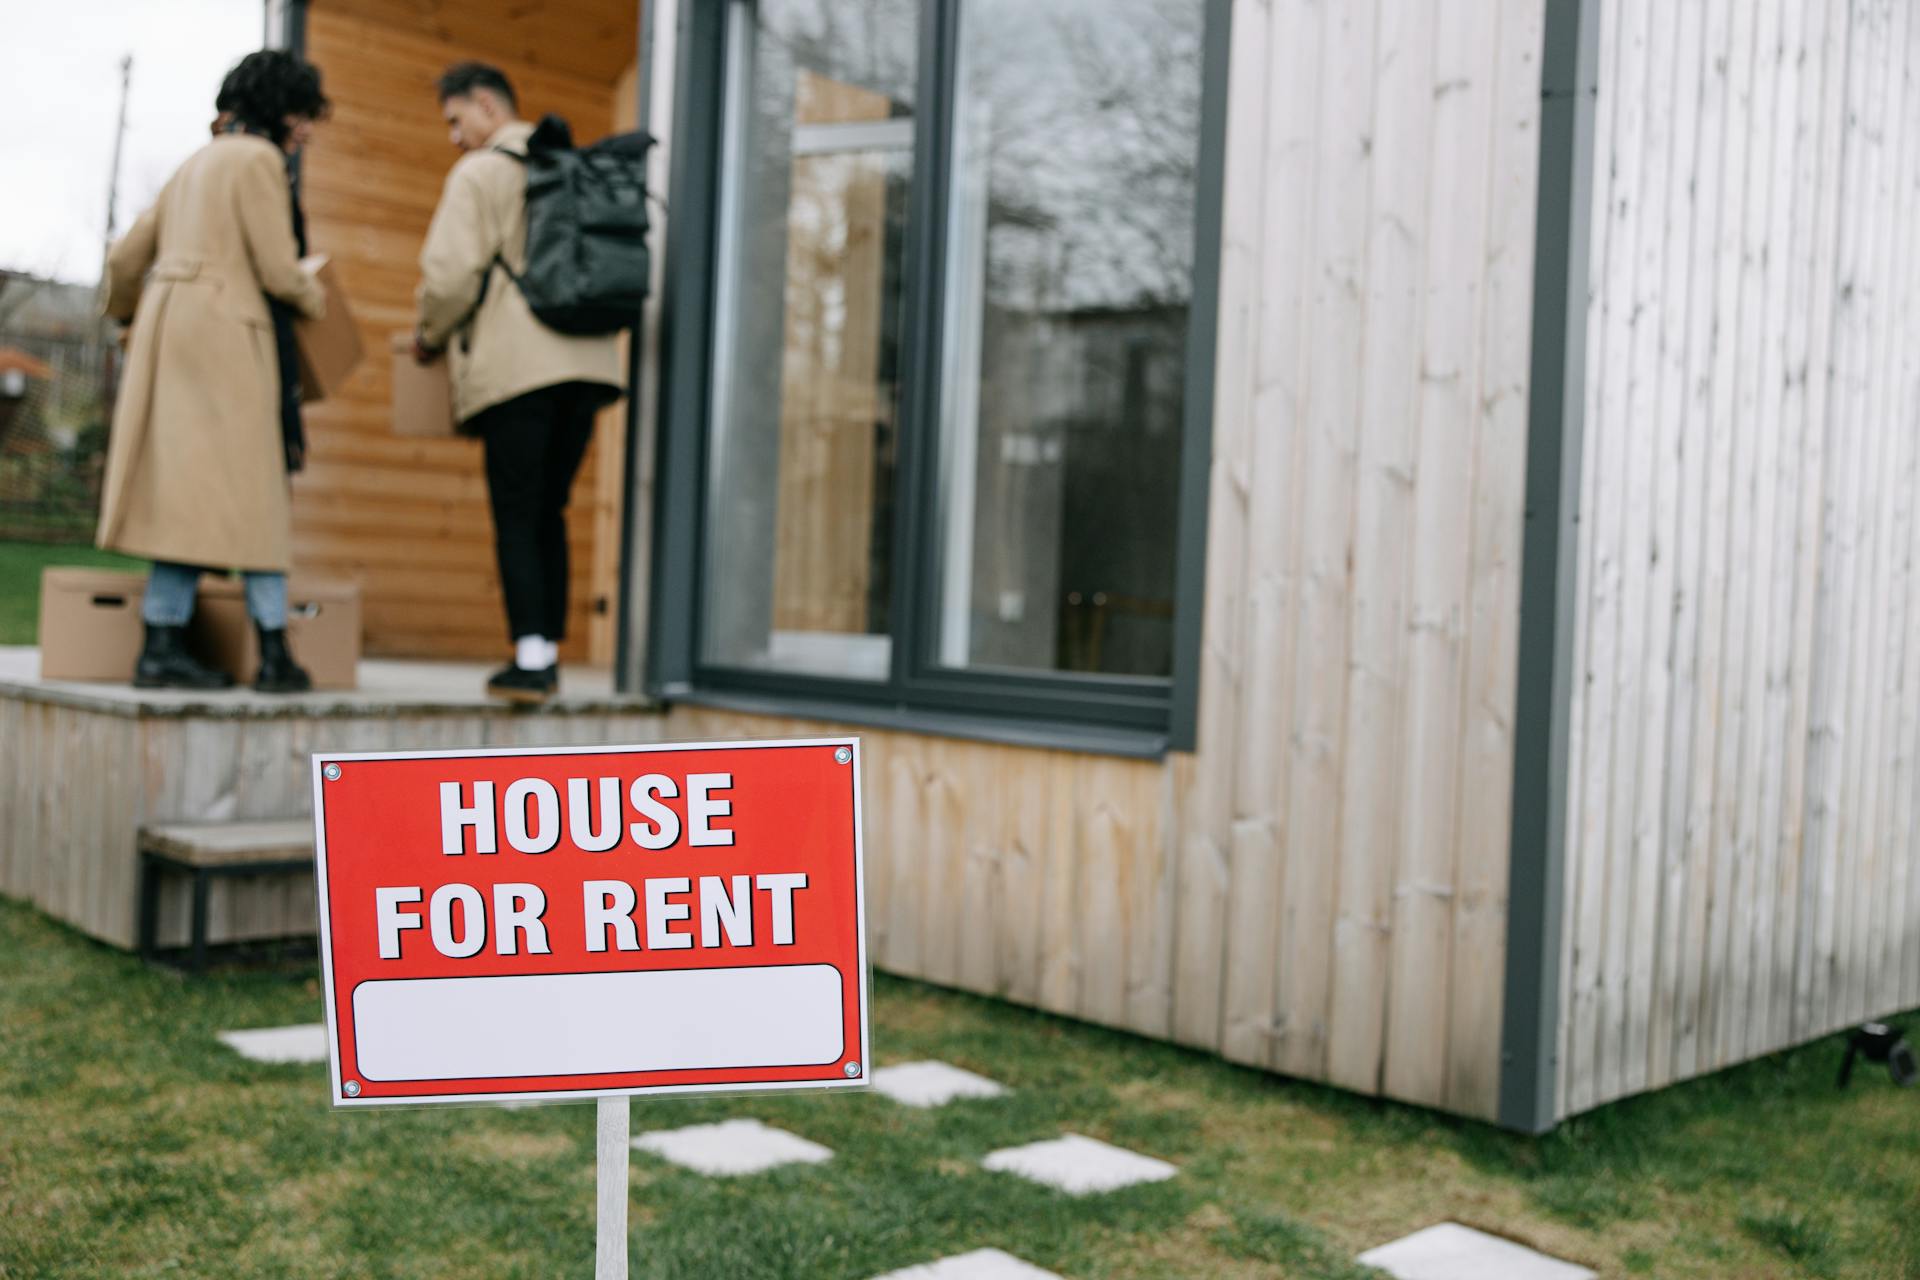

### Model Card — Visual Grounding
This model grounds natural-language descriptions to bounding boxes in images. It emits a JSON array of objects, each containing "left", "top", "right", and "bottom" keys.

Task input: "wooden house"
[{"left": 109, "top": 0, "right": 1920, "bottom": 1130}]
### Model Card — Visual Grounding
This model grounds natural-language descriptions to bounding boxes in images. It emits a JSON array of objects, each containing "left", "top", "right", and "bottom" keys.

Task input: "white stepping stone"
[
  {"left": 1358, "top": 1223, "right": 1597, "bottom": 1280},
  {"left": 980, "top": 1133, "right": 1176, "bottom": 1195},
  {"left": 871, "top": 1060, "right": 1007, "bottom": 1108},
  {"left": 217, "top": 1023, "right": 328, "bottom": 1064},
  {"left": 870, "top": 1247, "right": 1062, "bottom": 1279},
  {"left": 631, "top": 1118, "right": 832, "bottom": 1176}
]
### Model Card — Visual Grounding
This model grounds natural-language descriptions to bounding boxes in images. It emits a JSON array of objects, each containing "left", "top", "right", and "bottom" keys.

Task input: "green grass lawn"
[
  {"left": 1, "top": 895, "right": 1916, "bottom": 1279},
  {"left": 0, "top": 541, "right": 146, "bottom": 645}
]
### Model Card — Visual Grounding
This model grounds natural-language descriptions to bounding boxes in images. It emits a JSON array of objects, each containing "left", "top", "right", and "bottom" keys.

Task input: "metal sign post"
[
  {"left": 309, "top": 737, "right": 870, "bottom": 1272},
  {"left": 596, "top": 1095, "right": 630, "bottom": 1279}
]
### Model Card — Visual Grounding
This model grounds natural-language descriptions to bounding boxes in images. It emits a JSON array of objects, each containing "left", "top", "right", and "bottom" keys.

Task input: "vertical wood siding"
[
  {"left": 1560, "top": 0, "right": 1920, "bottom": 1118},
  {"left": 1170, "top": 0, "right": 1545, "bottom": 1121},
  {"left": 643, "top": 0, "right": 1549, "bottom": 1123}
]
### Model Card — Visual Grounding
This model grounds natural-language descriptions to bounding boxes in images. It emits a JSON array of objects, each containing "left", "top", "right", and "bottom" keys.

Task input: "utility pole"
[
  {"left": 104, "top": 55, "right": 133, "bottom": 259},
  {"left": 100, "top": 54, "right": 133, "bottom": 411}
]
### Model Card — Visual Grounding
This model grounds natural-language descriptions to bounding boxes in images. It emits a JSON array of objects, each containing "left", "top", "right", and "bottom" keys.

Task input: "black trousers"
[{"left": 473, "top": 383, "right": 603, "bottom": 644}]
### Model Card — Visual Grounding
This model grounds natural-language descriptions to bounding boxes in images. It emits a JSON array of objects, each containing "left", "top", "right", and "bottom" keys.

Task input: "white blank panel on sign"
[{"left": 352, "top": 965, "right": 846, "bottom": 1082}]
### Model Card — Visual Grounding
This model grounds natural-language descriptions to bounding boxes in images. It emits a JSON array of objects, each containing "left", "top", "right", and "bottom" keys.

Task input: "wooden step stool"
[{"left": 137, "top": 819, "right": 315, "bottom": 972}]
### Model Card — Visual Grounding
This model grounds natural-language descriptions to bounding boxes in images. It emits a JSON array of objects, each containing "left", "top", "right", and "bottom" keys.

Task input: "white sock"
[{"left": 514, "top": 635, "right": 556, "bottom": 671}]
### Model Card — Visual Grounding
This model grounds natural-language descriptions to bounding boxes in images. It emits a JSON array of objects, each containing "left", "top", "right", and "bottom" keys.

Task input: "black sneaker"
[
  {"left": 133, "top": 624, "right": 234, "bottom": 690},
  {"left": 486, "top": 663, "right": 557, "bottom": 704}
]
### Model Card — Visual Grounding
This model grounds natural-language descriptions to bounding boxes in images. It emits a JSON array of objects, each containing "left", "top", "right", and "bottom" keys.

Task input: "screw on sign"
[{"left": 310, "top": 738, "right": 869, "bottom": 1278}]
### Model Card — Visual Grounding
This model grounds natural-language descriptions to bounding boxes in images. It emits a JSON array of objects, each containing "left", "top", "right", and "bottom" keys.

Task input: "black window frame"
[{"left": 645, "top": 0, "right": 1232, "bottom": 756}]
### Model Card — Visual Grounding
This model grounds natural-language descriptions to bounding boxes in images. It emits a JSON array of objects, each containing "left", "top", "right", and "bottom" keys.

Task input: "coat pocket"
[{"left": 224, "top": 292, "right": 275, "bottom": 332}]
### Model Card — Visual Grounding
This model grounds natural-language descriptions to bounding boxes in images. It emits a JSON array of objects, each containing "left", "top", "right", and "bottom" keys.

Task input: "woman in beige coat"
[{"left": 97, "top": 50, "right": 329, "bottom": 692}]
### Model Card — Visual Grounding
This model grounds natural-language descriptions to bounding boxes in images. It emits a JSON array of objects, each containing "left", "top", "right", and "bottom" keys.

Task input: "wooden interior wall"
[
  {"left": 295, "top": 3, "right": 635, "bottom": 662},
  {"left": 641, "top": 0, "right": 1549, "bottom": 1123},
  {"left": 1560, "top": 0, "right": 1920, "bottom": 1119}
]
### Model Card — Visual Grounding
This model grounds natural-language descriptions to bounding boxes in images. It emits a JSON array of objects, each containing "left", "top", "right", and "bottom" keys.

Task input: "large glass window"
[
  {"left": 675, "top": 0, "right": 1215, "bottom": 737},
  {"left": 931, "top": 0, "right": 1202, "bottom": 679},
  {"left": 701, "top": 0, "right": 919, "bottom": 679}
]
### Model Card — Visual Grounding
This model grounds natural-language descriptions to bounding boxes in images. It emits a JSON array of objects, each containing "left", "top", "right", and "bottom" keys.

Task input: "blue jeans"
[{"left": 142, "top": 562, "right": 287, "bottom": 629}]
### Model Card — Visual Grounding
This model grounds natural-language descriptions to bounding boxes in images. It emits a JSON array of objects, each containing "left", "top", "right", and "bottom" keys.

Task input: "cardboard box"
[
  {"left": 37, "top": 568, "right": 149, "bottom": 682},
  {"left": 295, "top": 254, "right": 365, "bottom": 402},
  {"left": 195, "top": 577, "right": 362, "bottom": 690},
  {"left": 36, "top": 568, "right": 362, "bottom": 689},
  {"left": 390, "top": 331, "right": 457, "bottom": 436}
]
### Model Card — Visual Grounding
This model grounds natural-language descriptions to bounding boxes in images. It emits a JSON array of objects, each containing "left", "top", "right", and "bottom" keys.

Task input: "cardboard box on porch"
[
  {"left": 194, "top": 577, "right": 362, "bottom": 690},
  {"left": 36, "top": 568, "right": 149, "bottom": 681},
  {"left": 35, "top": 568, "right": 361, "bottom": 689},
  {"left": 389, "top": 330, "right": 457, "bottom": 437},
  {"left": 294, "top": 254, "right": 365, "bottom": 402}
]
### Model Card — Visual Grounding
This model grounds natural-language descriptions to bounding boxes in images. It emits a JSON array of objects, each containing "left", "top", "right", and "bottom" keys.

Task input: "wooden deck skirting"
[
  {"left": 0, "top": 641, "right": 1510, "bottom": 1120},
  {"left": 0, "top": 651, "right": 663, "bottom": 951}
]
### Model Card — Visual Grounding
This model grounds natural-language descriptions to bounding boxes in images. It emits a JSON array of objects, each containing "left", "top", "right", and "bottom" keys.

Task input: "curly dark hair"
[{"left": 217, "top": 50, "right": 330, "bottom": 144}]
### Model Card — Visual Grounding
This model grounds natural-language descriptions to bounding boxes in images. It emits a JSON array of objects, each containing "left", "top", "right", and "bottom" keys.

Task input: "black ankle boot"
[
  {"left": 133, "top": 624, "right": 233, "bottom": 690},
  {"left": 254, "top": 626, "right": 313, "bottom": 694}
]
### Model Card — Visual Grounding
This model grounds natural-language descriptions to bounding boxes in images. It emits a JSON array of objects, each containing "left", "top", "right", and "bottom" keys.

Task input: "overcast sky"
[{"left": 0, "top": 0, "right": 263, "bottom": 285}]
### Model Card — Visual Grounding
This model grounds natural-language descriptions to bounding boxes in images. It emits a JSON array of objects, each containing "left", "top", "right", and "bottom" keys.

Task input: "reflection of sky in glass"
[
  {"left": 746, "top": 0, "right": 1204, "bottom": 316},
  {"left": 751, "top": 0, "right": 919, "bottom": 121},
  {"left": 964, "top": 0, "right": 1204, "bottom": 314}
]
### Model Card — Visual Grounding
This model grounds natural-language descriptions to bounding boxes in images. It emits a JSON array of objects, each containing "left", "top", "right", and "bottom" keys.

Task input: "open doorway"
[{"left": 293, "top": 0, "right": 641, "bottom": 668}]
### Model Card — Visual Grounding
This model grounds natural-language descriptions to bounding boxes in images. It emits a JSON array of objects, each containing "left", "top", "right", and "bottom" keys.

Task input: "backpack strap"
[{"left": 456, "top": 146, "right": 530, "bottom": 350}]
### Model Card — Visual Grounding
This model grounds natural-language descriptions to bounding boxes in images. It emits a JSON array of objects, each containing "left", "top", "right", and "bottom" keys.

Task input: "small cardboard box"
[
  {"left": 295, "top": 254, "right": 365, "bottom": 402},
  {"left": 195, "top": 576, "right": 362, "bottom": 690},
  {"left": 390, "top": 330, "right": 457, "bottom": 436},
  {"left": 37, "top": 568, "right": 149, "bottom": 682},
  {"left": 37, "top": 569, "right": 364, "bottom": 689}
]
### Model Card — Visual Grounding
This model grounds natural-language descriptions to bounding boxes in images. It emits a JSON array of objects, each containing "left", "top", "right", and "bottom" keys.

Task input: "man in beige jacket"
[{"left": 415, "top": 62, "right": 623, "bottom": 703}]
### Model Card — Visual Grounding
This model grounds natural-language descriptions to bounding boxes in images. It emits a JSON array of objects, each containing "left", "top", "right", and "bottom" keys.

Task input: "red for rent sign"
[{"left": 309, "top": 738, "right": 869, "bottom": 1108}]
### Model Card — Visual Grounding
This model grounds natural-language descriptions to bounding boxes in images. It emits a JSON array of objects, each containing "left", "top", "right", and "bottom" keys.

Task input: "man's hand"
[{"left": 412, "top": 334, "right": 442, "bottom": 366}]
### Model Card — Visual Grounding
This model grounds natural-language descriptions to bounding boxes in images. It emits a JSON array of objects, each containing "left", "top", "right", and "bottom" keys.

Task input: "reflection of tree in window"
[
  {"left": 938, "top": 0, "right": 1204, "bottom": 679},
  {"left": 750, "top": 0, "right": 918, "bottom": 114}
]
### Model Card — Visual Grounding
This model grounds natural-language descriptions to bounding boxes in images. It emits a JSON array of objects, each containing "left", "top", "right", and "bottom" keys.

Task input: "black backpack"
[{"left": 491, "top": 114, "right": 654, "bottom": 336}]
